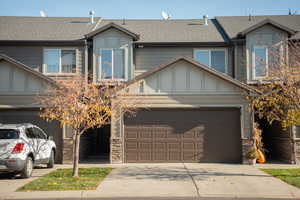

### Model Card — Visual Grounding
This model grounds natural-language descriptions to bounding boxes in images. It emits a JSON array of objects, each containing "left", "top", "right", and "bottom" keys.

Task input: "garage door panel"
[
  {"left": 168, "top": 142, "right": 181, "bottom": 149},
  {"left": 153, "top": 152, "right": 167, "bottom": 161},
  {"left": 140, "top": 132, "right": 152, "bottom": 138},
  {"left": 126, "top": 131, "right": 138, "bottom": 139},
  {"left": 154, "top": 143, "right": 165, "bottom": 150},
  {"left": 169, "top": 152, "right": 181, "bottom": 161},
  {"left": 125, "top": 152, "right": 138, "bottom": 162},
  {"left": 125, "top": 142, "right": 138, "bottom": 150},
  {"left": 140, "top": 152, "right": 151, "bottom": 161},
  {"left": 183, "top": 142, "right": 197, "bottom": 149},
  {"left": 140, "top": 142, "right": 152, "bottom": 149},
  {"left": 183, "top": 152, "right": 198, "bottom": 161},
  {"left": 124, "top": 108, "right": 242, "bottom": 163}
]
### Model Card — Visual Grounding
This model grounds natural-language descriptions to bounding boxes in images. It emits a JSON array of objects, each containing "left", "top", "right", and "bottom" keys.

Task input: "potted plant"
[{"left": 246, "top": 148, "right": 257, "bottom": 165}]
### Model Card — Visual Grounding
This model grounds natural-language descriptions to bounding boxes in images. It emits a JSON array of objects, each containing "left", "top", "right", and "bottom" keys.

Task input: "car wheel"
[
  {"left": 20, "top": 156, "right": 33, "bottom": 178},
  {"left": 47, "top": 150, "right": 55, "bottom": 168}
]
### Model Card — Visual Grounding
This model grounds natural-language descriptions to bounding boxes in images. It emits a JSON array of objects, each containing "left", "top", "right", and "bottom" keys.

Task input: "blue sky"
[{"left": 0, "top": 0, "right": 300, "bottom": 19}]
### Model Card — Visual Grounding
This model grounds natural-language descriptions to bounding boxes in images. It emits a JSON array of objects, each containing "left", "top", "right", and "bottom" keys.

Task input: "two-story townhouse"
[{"left": 0, "top": 14, "right": 299, "bottom": 164}]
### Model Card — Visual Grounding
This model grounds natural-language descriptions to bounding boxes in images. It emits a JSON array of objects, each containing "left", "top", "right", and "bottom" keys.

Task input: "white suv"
[{"left": 0, "top": 123, "right": 56, "bottom": 178}]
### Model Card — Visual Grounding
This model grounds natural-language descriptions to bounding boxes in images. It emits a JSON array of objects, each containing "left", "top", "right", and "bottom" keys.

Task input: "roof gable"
[
  {"left": 85, "top": 22, "right": 140, "bottom": 40},
  {"left": 0, "top": 54, "right": 55, "bottom": 85},
  {"left": 238, "top": 19, "right": 297, "bottom": 37},
  {"left": 126, "top": 57, "right": 255, "bottom": 93}
]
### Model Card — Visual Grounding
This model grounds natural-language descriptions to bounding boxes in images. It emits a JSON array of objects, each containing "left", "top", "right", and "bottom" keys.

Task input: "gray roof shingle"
[
  {"left": 1, "top": 15, "right": 299, "bottom": 42},
  {"left": 216, "top": 15, "right": 300, "bottom": 40},
  {"left": 0, "top": 16, "right": 226, "bottom": 42},
  {"left": 0, "top": 16, "right": 100, "bottom": 41},
  {"left": 95, "top": 19, "right": 226, "bottom": 43}
]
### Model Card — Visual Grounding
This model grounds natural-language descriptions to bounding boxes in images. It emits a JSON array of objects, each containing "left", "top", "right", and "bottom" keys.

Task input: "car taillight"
[{"left": 12, "top": 143, "right": 25, "bottom": 154}]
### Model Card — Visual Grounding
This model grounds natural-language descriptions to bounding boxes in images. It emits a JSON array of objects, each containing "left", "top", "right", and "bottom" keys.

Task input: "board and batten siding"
[
  {"left": 134, "top": 47, "right": 234, "bottom": 77},
  {"left": 0, "top": 60, "right": 50, "bottom": 107},
  {"left": 246, "top": 24, "right": 288, "bottom": 82},
  {"left": 93, "top": 28, "right": 133, "bottom": 82},
  {"left": 111, "top": 59, "right": 253, "bottom": 163},
  {"left": 0, "top": 60, "right": 48, "bottom": 94}
]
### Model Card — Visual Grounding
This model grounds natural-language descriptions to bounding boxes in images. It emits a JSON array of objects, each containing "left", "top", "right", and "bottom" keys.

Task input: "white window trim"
[
  {"left": 252, "top": 45, "right": 268, "bottom": 80},
  {"left": 99, "top": 48, "right": 127, "bottom": 81},
  {"left": 43, "top": 48, "right": 77, "bottom": 75},
  {"left": 193, "top": 48, "right": 228, "bottom": 74}
]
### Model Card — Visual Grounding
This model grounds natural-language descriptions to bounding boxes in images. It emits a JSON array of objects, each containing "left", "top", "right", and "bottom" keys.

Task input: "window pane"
[
  {"left": 61, "top": 50, "right": 76, "bottom": 73},
  {"left": 113, "top": 49, "right": 125, "bottom": 79},
  {"left": 101, "top": 49, "right": 112, "bottom": 79},
  {"left": 45, "top": 49, "right": 59, "bottom": 73},
  {"left": 0, "top": 129, "right": 19, "bottom": 139},
  {"left": 254, "top": 47, "right": 267, "bottom": 77},
  {"left": 211, "top": 50, "right": 226, "bottom": 73},
  {"left": 195, "top": 50, "right": 209, "bottom": 66}
]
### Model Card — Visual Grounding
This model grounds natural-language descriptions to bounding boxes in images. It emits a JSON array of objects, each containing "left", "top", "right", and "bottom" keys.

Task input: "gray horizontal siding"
[
  {"left": 0, "top": 46, "right": 43, "bottom": 71},
  {"left": 0, "top": 45, "right": 85, "bottom": 78},
  {"left": 235, "top": 44, "right": 247, "bottom": 82},
  {"left": 134, "top": 47, "right": 233, "bottom": 77},
  {"left": 135, "top": 47, "right": 193, "bottom": 71}
]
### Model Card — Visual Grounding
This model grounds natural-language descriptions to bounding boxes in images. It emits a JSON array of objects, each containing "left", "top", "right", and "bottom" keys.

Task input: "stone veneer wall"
[
  {"left": 242, "top": 138, "right": 255, "bottom": 164},
  {"left": 110, "top": 138, "right": 122, "bottom": 163},
  {"left": 294, "top": 139, "right": 300, "bottom": 164}
]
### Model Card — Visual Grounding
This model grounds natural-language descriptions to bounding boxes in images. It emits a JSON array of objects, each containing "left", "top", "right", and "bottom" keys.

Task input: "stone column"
[
  {"left": 111, "top": 138, "right": 122, "bottom": 163},
  {"left": 110, "top": 101, "right": 123, "bottom": 164},
  {"left": 242, "top": 138, "right": 255, "bottom": 164}
]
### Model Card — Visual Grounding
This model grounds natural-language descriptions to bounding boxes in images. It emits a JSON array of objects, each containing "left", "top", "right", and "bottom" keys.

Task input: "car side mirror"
[{"left": 47, "top": 136, "right": 53, "bottom": 140}]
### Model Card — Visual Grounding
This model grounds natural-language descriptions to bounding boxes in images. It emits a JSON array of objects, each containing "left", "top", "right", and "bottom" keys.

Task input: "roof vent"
[
  {"left": 161, "top": 11, "right": 171, "bottom": 20},
  {"left": 39, "top": 10, "right": 46, "bottom": 17},
  {"left": 89, "top": 10, "right": 95, "bottom": 24},
  {"left": 203, "top": 15, "right": 208, "bottom": 25}
]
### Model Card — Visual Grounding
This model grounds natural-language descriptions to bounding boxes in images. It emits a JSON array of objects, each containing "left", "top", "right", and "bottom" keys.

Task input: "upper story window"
[
  {"left": 44, "top": 49, "right": 76, "bottom": 74},
  {"left": 194, "top": 49, "right": 227, "bottom": 73},
  {"left": 252, "top": 46, "right": 268, "bottom": 79},
  {"left": 99, "top": 48, "right": 125, "bottom": 80}
]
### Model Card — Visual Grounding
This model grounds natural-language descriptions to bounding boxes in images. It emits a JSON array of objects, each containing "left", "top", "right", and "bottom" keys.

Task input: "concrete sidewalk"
[{"left": 1, "top": 163, "right": 300, "bottom": 199}]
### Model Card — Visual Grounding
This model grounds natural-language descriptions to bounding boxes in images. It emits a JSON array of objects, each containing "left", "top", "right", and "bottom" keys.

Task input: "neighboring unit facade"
[{"left": 0, "top": 14, "right": 300, "bottom": 164}]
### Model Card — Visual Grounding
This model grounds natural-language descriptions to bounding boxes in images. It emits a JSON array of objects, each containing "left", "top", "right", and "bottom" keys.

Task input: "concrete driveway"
[
  {"left": 1, "top": 163, "right": 300, "bottom": 199},
  {"left": 97, "top": 163, "right": 300, "bottom": 199}
]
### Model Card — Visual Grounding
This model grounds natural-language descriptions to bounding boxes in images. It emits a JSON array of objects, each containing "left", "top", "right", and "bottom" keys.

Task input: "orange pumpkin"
[{"left": 256, "top": 149, "right": 266, "bottom": 163}]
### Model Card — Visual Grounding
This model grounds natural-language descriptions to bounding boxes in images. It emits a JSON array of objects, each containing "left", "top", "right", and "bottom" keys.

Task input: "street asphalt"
[{"left": 8, "top": 197, "right": 298, "bottom": 200}]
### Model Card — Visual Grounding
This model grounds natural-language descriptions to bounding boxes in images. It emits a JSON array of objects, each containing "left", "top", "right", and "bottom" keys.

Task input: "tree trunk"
[{"left": 72, "top": 132, "right": 81, "bottom": 177}]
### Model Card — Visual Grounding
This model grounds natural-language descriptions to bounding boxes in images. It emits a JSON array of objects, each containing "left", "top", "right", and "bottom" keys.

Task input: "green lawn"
[
  {"left": 261, "top": 168, "right": 300, "bottom": 189},
  {"left": 17, "top": 168, "right": 112, "bottom": 191}
]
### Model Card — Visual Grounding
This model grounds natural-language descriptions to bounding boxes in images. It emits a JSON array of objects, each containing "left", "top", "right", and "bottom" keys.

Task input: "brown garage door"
[
  {"left": 0, "top": 109, "right": 63, "bottom": 163},
  {"left": 124, "top": 108, "right": 242, "bottom": 163}
]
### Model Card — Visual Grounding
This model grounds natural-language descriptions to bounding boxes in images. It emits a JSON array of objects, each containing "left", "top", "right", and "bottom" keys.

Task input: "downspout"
[
  {"left": 233, "top": 42, "right": 237, "bottom": 79},
  {"left": 84, "top": 39, "right": 88, "bottom": 83}
]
